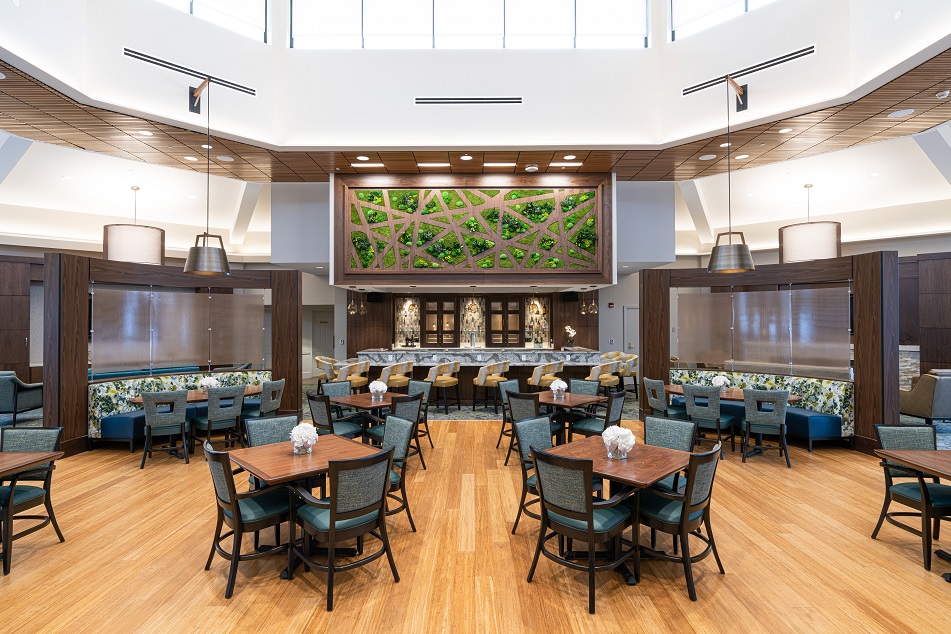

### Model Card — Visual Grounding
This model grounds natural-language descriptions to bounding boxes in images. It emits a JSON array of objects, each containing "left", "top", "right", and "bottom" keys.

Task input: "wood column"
[
  {"left": 638, "top": 268, "right": 670, "bottom": 420},
  {"left": 270, "top": 269, "right": 302, "bottom": 415},
  {"left": 43, "top": 253, "right": 90, "bottom": 456},
  {"left": 917, "top": 253, "right": 951, "bottom": 374},
  {"left": 852, "top": 251, "right": 900, "bottom": 453},
  {"left": 0, "top": 261, "right": 31, "bottom": 380}
]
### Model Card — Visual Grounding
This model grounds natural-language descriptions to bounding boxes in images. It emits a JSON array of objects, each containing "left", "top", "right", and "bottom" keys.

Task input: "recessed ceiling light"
[
  {"left": 335, "top": 167, "right": 340, "bottom": 171},
  {"left": 719, "top": 143, "right": 730, "bottom": 148},
  {"left": 417, "top": 162, "right": 450, "bottom": 167},
  {"left": 316, "top": 266, "right": 324, "bottom": 269},
  {"left": 735, "top": 154, "right": 750, "bottom": 159},
  {"left": 563, "top": 154, "right": 576, "bottom": 160},
  {"left": 356, "top": 156, "right": 369, "bottom": 161},
  {"left": 138, "top": 130, "right": 153, "bottom": 136},
  {"left": 778, "top": 128, "right": 793, "bottom": 133},
  {"left": 894, "top": 10, "right": 902, "bottom": 19},
  {"left": 746, "top": 193, "right": 754, "bottom": 198},
  {"left": 699, "top": 154, "right": 717, "bottom": 161},
  {"left": 758, "top": 143, "right": 766, "bottom": 147},
  {"left": 485, "top": 162, "right": 517, "bottom": 167},
  {"left": 216, "top": 155, "right": 234, "bottom": 162},
  {"left": 352, "top": 163, "right": 385, "bottom": 167},
  {"left": 869, "top": 172, "right": 880, "bottom": 178},
  {"left": 184, "top": 156, "right": 199, "bottom": 161},
  {"left": 62, "top": 175, "right": 74, "bottom": 181},
  {"left": 201, "top": 144, "right": 212, "bottom": 149},
  {"left": 525, "top": 164, "right": 539, "bottom": 172},
  {"left": 622, "top": 265, "right": 630, "bottom": 269},
  {"left": 937, "top": 90, "right": 950, "bottom": 100},
  {"left": 460, "top": 154, "right": 473, "bottom": 161},
  {"left": 888, "top": 108, "right": 915, "bottom": 118},
  {"left": 550, "top": 162, "right": 582, "bottom": 167}
]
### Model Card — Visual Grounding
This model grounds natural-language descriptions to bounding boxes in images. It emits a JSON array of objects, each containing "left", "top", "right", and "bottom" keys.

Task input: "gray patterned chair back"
[
  {"left": 568, "top": 378, "right": 599, "bottom": 396},
  {"left": 643, "top": 416, "right": 696, "bottom": 453},
  {"left": 307, "top": 393, "right": 334, "bottom": 433},
  {"left": 142, "top": 390, "right": 188, "bottom": 426},
  {"left": 391, "top": 393, "right": 424, "bottom": 424},
  {"left": 498, "top": 379, "right": 520, "bottom": 407},
  {"left": 515, "top": 416, "right": 553, "bottom": 463},
  {"left": 508, "top": 392, "right": 540, "bottom": 423},
  {"left": 382, "top": 415, "right": 414, "bottom": 463},
  {"left": 407, "top": 380, "right": 432, "bottom": 402},
  {"left": 684, "top": 444, "right": 721, "bottom": 511},
  {"left": 207, "top": 385, "right": 246, "bottom": 421},
  {"left": 203, "top": 441, "right": 238, "bottom": 509},
  {"left": 246, "top": 415, "right": 299, "bottom": 447},
  {"left": 329, "top": 448, "right": 393, "bottom": 517},
  {"left": 0, "top": 427, "right": 62, "bottom": 480},
  {"left": 259, "top": 379, "right": 286, "bottom": 415},
  {"left": 532, "top": 448, "right": 592, "bottom": 516},
  {"left": 0, "top": 373, "right": 17, "bottom": 412},
  {"left": 683, "top": 384, "right": 721, "bottom": 421},
  {"left": 743, "top": 389, "right": 789, "bottom": 428},
  {"left": 644, "top": 378, "right": 670, "bottom": 414},
  {"left": 875, "top": 424, "right": 937, "bottom": 478},
  {"left": 321, "top": 380, "right": 352, "bottom": 398},
  {"left": 604, "top": 392, "right": 625, "bottom": 427}
]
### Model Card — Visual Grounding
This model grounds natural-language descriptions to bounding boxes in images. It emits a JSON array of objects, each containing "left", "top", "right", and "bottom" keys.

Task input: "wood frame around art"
[{"left": 333, "top": 174, "right": 613, "bottom": 286}]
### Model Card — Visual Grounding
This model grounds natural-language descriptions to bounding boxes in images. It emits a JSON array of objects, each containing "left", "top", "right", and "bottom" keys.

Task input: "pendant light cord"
[
  {"left": 206, "top": 78, "right": 211, "bottom": 240},
  {"left": 726, "top": 77, "right": 732, "bottom": 246}
]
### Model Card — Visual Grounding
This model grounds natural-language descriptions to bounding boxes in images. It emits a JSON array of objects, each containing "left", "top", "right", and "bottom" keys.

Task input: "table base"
[
  {"left": 562, "top": 550, "right": 638, "bottom": 585},
  {"left": 937, "top": 550, "right": 951, "bottom": 582}
]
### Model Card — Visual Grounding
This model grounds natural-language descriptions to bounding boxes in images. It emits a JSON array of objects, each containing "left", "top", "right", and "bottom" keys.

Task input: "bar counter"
[{"left": 356, "top": 347, "right": 602, "bottom": 367}]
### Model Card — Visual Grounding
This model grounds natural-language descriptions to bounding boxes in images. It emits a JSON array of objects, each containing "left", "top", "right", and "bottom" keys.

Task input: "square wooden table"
[
  {"left": 328, "top": 392, "right": 393, "bottom": 412},
  {"left": 537, "top": 391, "right": 608, "bottom": 444},
  {"left": 664, "top": 384, "right": 802, "bottom": 404},
  {"left": 0, "top": 452, "right": 64, "bottom": 479},
  {"left": 228, "top": 435, "right": 379, "bottom": 486},
  {"left": 129, "top": 384, "right": 263, "bottom": 406}
]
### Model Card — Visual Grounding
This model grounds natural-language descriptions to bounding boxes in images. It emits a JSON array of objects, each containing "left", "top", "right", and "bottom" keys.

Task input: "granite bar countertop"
[{"left": 356, "top": 347, "right": 602, "bottom": 367}]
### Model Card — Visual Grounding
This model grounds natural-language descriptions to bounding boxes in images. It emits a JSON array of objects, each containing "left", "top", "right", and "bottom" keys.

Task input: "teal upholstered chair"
[
  {"left": 319, "top": 380, "right": 353, "bottom": 418},
  {"left": 643, "top": 416, "right": 698, "bottom": 494},
  {"left": 644, "top": 378, "right": 686, "bottom": 419},
  {"left": 568, "top": 391, "right": 625, "bottom": 441},
  {"left": 245, "top": 415, "right": 299, "bottom": 448},
  {"left": 495, "top": 378, "right": 521, "bottom": 453},
  {"left": 191, "top": 385, "right": 246, "bottom": 450},
  {"left": 683, "top": 384, "right": 735, "bottom": 458},
  {"left": 140, "top": 390, "right": 190, "bottom": 469},
  {"left": 0, "top": 372, "right": 43, "bottom": 427},
  {"left": 505, "top": 392, "right": 558, "bottom": 466},
  {"left": 202, "top": 441, "right": 290, "bottom": 599},
  {"left": 567, "top": 377, "right": 602, "bottom": 420},
  {"left": 307, "top": 393, "right": 364, "bottom": 438},
  {"left": 872, "top": 424, "right": 951, "bottom": 570},
  {"left": 242, "top": 378, "right": 285, "bottom": 421},
  {"left": 638, "top": 443, "right": 725, "bottom": 601},
  {"left": 742, "top": 389, "right": 791, "bottom": 467},
  {"left": 287, "top": 447, "right": 399, "bottom": 611},
  {"left": 381, "top": 415, "right": 417, "bottom": 531},
  {"left": 407, "top": 380, "right": 434, "bottom": 448},
  {"left": 0, "top": 427, "right": 65, "bottom": 575},
  {"left": 527, "top": 447, "right": 637, "bottom": 614},
  {"left": 366, "top": 393, "right": 426, "bottom": 469}
]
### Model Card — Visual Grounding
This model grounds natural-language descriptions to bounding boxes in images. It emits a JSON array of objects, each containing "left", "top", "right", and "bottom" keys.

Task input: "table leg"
[{"left": 554, "top": 409, "right": 567, "bottom": 445}]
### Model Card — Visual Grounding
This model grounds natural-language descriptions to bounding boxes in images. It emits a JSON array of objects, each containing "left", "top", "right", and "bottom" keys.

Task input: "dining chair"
[
  {"left": 683, "top": 384, "right": 736, "bottom": 458},
  {"left": 527, "top": 447, "right": 637, "bottom": 614},
  {"left": 741, "top": 389, "right": 791, "bottom": 467},
  {"left": 380, "top": 415, "right": 417, "bottom": 532},
  {"left": 425, "top": 362, "right": 461, "bottom": 414},
  {"left": 495, "top": 378, "right": 521, "bottom": 453},
  {"left": 306, "top": 393, "right": 364, "bottom": 438},
  {"left": 242, "top": 378, "right": 285, "bottom": 420},
  {"left": 202, "top": 441, "right": 290, "bottom": 599},
  {"left": 365, "top": 393, "right": 426, "bottom": 469},
  {"left": 511, "top": 417, "right": 553, "bottom": 535},
  {"left": 568, "top": 391, "right": 625, "bottom": 441},
  {"left": 244, "top": 414, "right": 301, "bottom": 547},
  {"left": 318, "top": 380, "right": 353, "bottom": 418},
  {"left": 140, "top": 390, "right": 190, "bottom": 469},
  {"left": 0, "top": 427, "right": 65, "bottom": 576},
  {"left": 287, "top": 447, "right": 399, "bottom": 611},
  {"left": 643, "top": 378, "right": 687, "bottom": 419},
  {"left": 0, "top": 372, "right": 43, "bottom": 427},
  {"left": 567, "top": 378, "right": 603, "bottom": 421},
  {"left": 191, "top": 385, "right": 246, "bottom": 450},
  {"left": 407, "top": 379, "right": 434, "bottom": 448},
  {"left": 643, "top": 416, "right": 698, "bottom": 493},
  {"left": 872, "top": 424, "right": 951, "bottom": 570},
  {"left": 505, "top": 392, "right": 554, "bottom": 466}
]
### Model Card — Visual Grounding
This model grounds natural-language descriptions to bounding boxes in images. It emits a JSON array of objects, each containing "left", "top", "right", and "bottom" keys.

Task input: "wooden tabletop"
[
  {"left": 228, "top": 435, "right": 380, "bottom": 486},
  {"left": 664, "top": 384, "right": 802, "bottom": 404},
  {"left": 129, "top": 384, "right": 263, "bottom": 405},
  {"left": 329, "top": 392, "right": 394, "bottom": 410},
  {"left": 875, "top": 449, "right": 951, "bottom": 480},
  {"left": 546, "top": 435, "right": 690, "bottom": 489},
  {"left": 0, "top": 451, "right": 64, "bottom": 479},
  {"left": 537, "top": 391, "right": 607, "bottom": 409}
]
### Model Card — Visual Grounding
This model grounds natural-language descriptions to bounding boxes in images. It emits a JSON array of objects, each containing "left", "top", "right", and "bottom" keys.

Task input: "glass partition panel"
[
  {"left": 151, "top": 291, "right": 209, "bottom": 370},
  {"left": 791, "top": 287, "right": 851, "bottom": 379},
  {"left": 210, "top": 293, "right": 265, "bottom": 369},
  {"left": 732, "top": 290, "right": 791, "bottom": 373},
  {"left": 675, "top": 291, "right": 732, "bottom": 369},
  {"left": 91, "top": 288, "right": 151, "bottom": 373}
]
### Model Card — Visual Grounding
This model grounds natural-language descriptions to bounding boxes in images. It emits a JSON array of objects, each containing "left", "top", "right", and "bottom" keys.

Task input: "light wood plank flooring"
[{"left": 1, "top": 420, "right": 950, "bottom": 633}]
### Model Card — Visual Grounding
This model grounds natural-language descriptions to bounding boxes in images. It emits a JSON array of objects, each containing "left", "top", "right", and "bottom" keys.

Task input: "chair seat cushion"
[
  {"left": 783, "top": 407, "right": 843, "bottom": 441},
  {"left": 365, "top": 424, "right": 386, "bottom": 439},
  {"left": 433, "top": 376, "right": 458, "bottom": 387},
  {"left": 191, "top": 416, "right": 238, "bottom": 431},
  {"left": 639, "top": 489, "right": 704, "bottom": 524},
  {"left": 474, "top": 376, "right": 507, "bottom": 386},
  {"left": 653, "top": 473, "right": 686, "bottom": 493},
  {"left": 890, "top": 482, "right": 951, "bottom": 506},
  {"left": 572, "top": 417, "right": 606, "bottom": 434},
  {"left": 548, "top": 505, "right": 631, "bottom": 533},
  {"left": 696, "top": 414, "right": 735, "bottom": 430},
  {"left": 222, "top": 487, "right": 291, "bottom": 523},
  {"left": 99, "top": 410, "right": 147, "bottom": 441},
  {"left": 332, "top": 420, "right": 364, "bottom": 437},
  {"left": 348, "top": 376, "right": 369, "bottom": 387},
  {"left": 242, "top": 406, "right": 262, "bottom": 419},
  {"left": 0, "top": 484, "right": 46, "bottom": 509},
  {"left": 387, "top": 376, "right": 411, "bottom": 388},
  {"left": 148, "top": 422, "right": 190, "bottom": 436},
  {"left": 747, "top": 422, "right": 784, "bottom": 436},
  {"left": 390, "top": 469, "right": 401, "bottom": 486},
  {"left": 598, "top": 375, "right": 620, "bottom": 386},
  {"left": 665, "top": 405, "right": 687, "bottom": 418},
  {"left": 297, "top": 499, "right": 379, "bottom": 532}
]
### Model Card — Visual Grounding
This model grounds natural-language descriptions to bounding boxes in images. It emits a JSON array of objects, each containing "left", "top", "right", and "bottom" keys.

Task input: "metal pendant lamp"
[
  {"left": 103, "top": 186, "right": 166, "bottom": 265},
  {"left": 778, "top": 184, "right": 841, "bottom": 263},
  {"left": 707, "top": 76, "right": 755, "bottom": 274},
  {"left": 184, "top": 78, "right": 231, "bottom": 276}
]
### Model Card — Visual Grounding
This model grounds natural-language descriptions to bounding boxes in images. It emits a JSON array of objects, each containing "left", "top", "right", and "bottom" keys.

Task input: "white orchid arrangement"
[
  {"left": 198, "top": 377, "right": 221, "bottom": 390},
  {"left": 711, "top": 375, "right": 730, "bottom": 388},
  {"left": 549, "top": 379, "right": 568, "bottom": 395},
  {"left": 290, "top": 422, "right": 318, "bottom": 447},
  {"left": 602, "top": 426, "right": 636, "bottom": 459},
  {"left": 369, "top": 380, "right": 388, "bottom": 395},
  {"left": 564, "top": 325, "right": 577, "bottom": 339}
]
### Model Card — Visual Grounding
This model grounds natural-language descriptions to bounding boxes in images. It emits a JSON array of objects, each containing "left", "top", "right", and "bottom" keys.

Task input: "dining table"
[
  {"left": 128, "top": 384, "right": 263, "bottom": 405},
  {"left": 546, "top": 434, "right": 691, "bottom": 585},
  {"left": 538, "top": 391, "right": 608, "bottom": 444},
  {"left": 874, "top": 448, "right": 951, "bottom": 582},
  {"left": 0, "top": 451, "right": 65, "bottom": 479},
  {"left": 664, "top": 384, "right": 802, "bottom": 404}
]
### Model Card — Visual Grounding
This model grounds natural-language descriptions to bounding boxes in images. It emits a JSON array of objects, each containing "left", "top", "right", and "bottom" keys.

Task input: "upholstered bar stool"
[
  {"left": 585, "top": 361, "right": 620, "bottom": 396},
  {"left": 335, "top": 360, "right": 370, "bottom": 393},
  {"left": 426, "top": 361, "right": 461, "bottom": 414},
  {"left": 378, "top": 361, "right": 414, "bottom": 394},
  {"left": 527, "top": 361, "right": 565, "bottom": 392},
  {"left": 619, "top": 354, "right": 638, "bottom": 399},
  {"left": 472, "top": 361, "right": 510, "bottom": 413},
  {"left": 313, "top": 356, "right": 337, "bottom": 391}
]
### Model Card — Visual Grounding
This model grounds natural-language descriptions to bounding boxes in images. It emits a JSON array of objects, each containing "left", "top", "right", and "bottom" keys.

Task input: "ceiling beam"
[
  {"left": 678, "top": 180, "right": 714, "bottom": 247},
  {"left": 230, "top": 181, "right": 263, "bottom": 245},
  {"left": 0, "top": 133, "right": 31, "bottom": 186},
  {"left": 914, "top": 123, "right": 951, "bottom": 188}
]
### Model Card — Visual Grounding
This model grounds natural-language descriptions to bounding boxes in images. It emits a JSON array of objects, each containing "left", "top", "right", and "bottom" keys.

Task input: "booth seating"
[
  {"left": 378, "top": 361, "right": 414, "bottom": 392},
  {"left": 334, "top": 361, "right": 370, "bottom": 392},
  {"left": 425, "top": 362, "right": 461, "bottom": 414},
  {"left": 899, "top": 369, "right": 951, "bottom": 425},
  {"left": 87, "top": 366, "right": 200, "bottom": 381},
  {"left": 783, "top": 407, "right": 844, "bottom": 452},
  {"left": 527, "top": 361, "right": 564, "bottom": 391}
]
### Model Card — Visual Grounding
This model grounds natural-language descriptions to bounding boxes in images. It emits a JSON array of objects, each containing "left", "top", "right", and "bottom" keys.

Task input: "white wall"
[
  {"left": 615, "top": 181, "right": 676, "bottom": 268},
  {"left": 270, "top": 183, "right": 330, "bottom": 265},
  {"left": 598, "top": 273, "right": 638, "bottom": 353}
]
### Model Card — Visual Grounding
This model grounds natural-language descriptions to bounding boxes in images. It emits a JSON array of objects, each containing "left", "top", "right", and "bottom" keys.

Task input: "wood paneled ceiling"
[{"left": 1, "top": 48, "right": 951, "bottom": 183}]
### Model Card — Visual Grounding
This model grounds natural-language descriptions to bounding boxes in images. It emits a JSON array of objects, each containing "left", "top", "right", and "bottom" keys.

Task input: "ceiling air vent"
[
  {"left": 415, "top": 97, "right": 522, "bottom": 105},
  {"left": 682, "top": 45, "right": 815, "bottom": 97}
]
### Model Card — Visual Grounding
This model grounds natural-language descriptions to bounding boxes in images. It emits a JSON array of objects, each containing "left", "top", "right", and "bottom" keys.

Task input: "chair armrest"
[
  {"left": 288, "top": 484, "right": 330, "bottom": 508},
  {"left": 641, "top": 486, "right": 686, "bottom": 502},
  {"left": 235, "top": 483, "right": 282, "bottom": 500},
  {"left": 593, "top": 487, "right": 638, "bottom": 509}
]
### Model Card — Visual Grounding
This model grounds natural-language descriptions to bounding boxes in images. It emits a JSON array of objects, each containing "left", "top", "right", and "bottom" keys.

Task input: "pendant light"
[
  {"left": 529, "top": 286, "right": 540, "bottom": 315},
  {"left": 408, "top": 285, "right": 419, "bottom": 318},
  {"left": 347, "top": 286, "right": 358, "bottom": 316},
  {"left": 588, "top": 286, "right": 599, "bottom": 315},
  {"left": 103, "top": 186, "right": 166, "bottom": 265},
  {"left": 707, "top": 76, "right": 755, "bottom": 274},
  {"left": 778, "top": 184, "right": 842, "bottom": 263},
  {"left": 184, "top": 77, "right": 230, "bottom": 276},
  {"left": 580, "top": 289, "right": 588, "bottom": 316},
  {"left": 358, "top": 288, "right": 368, "bottom": 315},
  {"left": 467, "top": 285, "right": 479, "bottom": 314}
]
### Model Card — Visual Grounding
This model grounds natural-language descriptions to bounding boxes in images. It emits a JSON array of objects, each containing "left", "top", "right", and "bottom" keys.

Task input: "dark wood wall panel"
[
  {"left": 0, "top": 262, "right": 31, "bottom": 380},
  {"left": 917, "top": 254, "right": 951, "bottom": 374},
  {"left": 550, "top": 291, "right": 599, "bottom": 350},
  {"left": 669, "top": 257, "right": 852, "bottom": 288},
  {"left": 89, "top": 259, "right": 270, "bottom": 288},
  {"left": 898, "top": 259, "right": 920, "bottom": 346},
  {"left": 270, "top": 269, "right": 302, "bottom": 415},
  {"left": 638, "top": 268, "right": 671, "bottom": 420},
  {"left": 347, "top": 294, "right": 395, "bottom": 358},
  {"left": 43, "top": 253, "right": 90, "bottom": 456}
]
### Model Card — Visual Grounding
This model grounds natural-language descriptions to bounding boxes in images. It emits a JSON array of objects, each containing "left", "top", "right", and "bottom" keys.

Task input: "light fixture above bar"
[
  {"left": 484, "top": 162, "right": 517, "bottom": 167},
  {"left": 417, "top": 163, "right": 450, "bottom": 167},
  {"left": 549, "top": 162, "right": 583, "bottom": 167},
  {"left": 351, "top": 163, "right": 385, "bottom": 167}
]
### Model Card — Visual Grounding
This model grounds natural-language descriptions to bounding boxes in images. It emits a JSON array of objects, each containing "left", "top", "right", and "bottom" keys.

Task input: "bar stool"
[
  {"left": 313, "top": 356, "right": 336, "bottom": 391},
  {"left": 426, "top": 361, "right": 461, "bottom": 414},
  {"left": 527, "top": 361, "right": 564, "bottom": 392},
  {"left": 472, "top": 361, "right": 510, "bottom": 413},
  {"left": 378, "top": 361, "right": 413, "bottom": 393},
  {"left": 586, "top": 361, "right": 621, "bottom": 397},
  {"left": 335, "top": 360, "right": 370, "bottom": 393},
  {"left": 619, "top": 354, "right": 638, "bottom": 399}
]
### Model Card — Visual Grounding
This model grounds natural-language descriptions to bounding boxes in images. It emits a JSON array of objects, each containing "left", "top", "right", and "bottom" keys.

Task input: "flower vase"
[
  {"left": 371, "top": 392, "right": 384, "bottom": 402},
  {"left": 720, "top": 386, "right": 727, "bottom": 395},
  {"left": 553, "top": 388, "right": 565, "bottom": 399},
  {"left": 567, "top": 339, "right": 574, "bottom": 347},
  {"left": 293, "top": 442, "right": 312, "bottom": 455},
  {"left": 607, "top": 447, "right": 628, "bottom": 460}
]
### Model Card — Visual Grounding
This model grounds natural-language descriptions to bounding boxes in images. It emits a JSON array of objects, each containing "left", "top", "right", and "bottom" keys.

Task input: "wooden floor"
[{"left": 2, "top": 420, "right": 950, "bottom": 633}]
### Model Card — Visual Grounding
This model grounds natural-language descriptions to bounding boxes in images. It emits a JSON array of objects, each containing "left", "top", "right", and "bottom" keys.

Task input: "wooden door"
[{"left": 0, "top": 263, "right": 30, "bottom": 379}]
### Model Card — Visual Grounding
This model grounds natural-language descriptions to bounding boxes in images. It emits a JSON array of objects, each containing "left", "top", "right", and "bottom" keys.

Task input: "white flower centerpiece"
[
  {"left": 602, "top": 426, "right": 636, "bottom": 460},
  {"left": 711, "top": 375, "right": 730, "bottom": 395},
  {"left": 369, "top": 380, "right": 388, "bottom": 401},
  {"left": 198, "top": 376, "right": 221, "bottom": 393},
  {"left": 549, "top": 378, "right": 568, "bottom": 399},
  {"left": 290, "top": 422, "right": 319, "bottom": 455},
  {"left": 564, "top": 325, "right": 576, "bottom": 348}
]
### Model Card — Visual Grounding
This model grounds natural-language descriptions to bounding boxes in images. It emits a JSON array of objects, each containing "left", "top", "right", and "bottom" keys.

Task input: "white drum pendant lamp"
[
  {"left": 778, "top": 184, "right": 841, "bottom": 263},
  {"left": 103, "top": 186, "right": 166, "bottom": 265}
]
